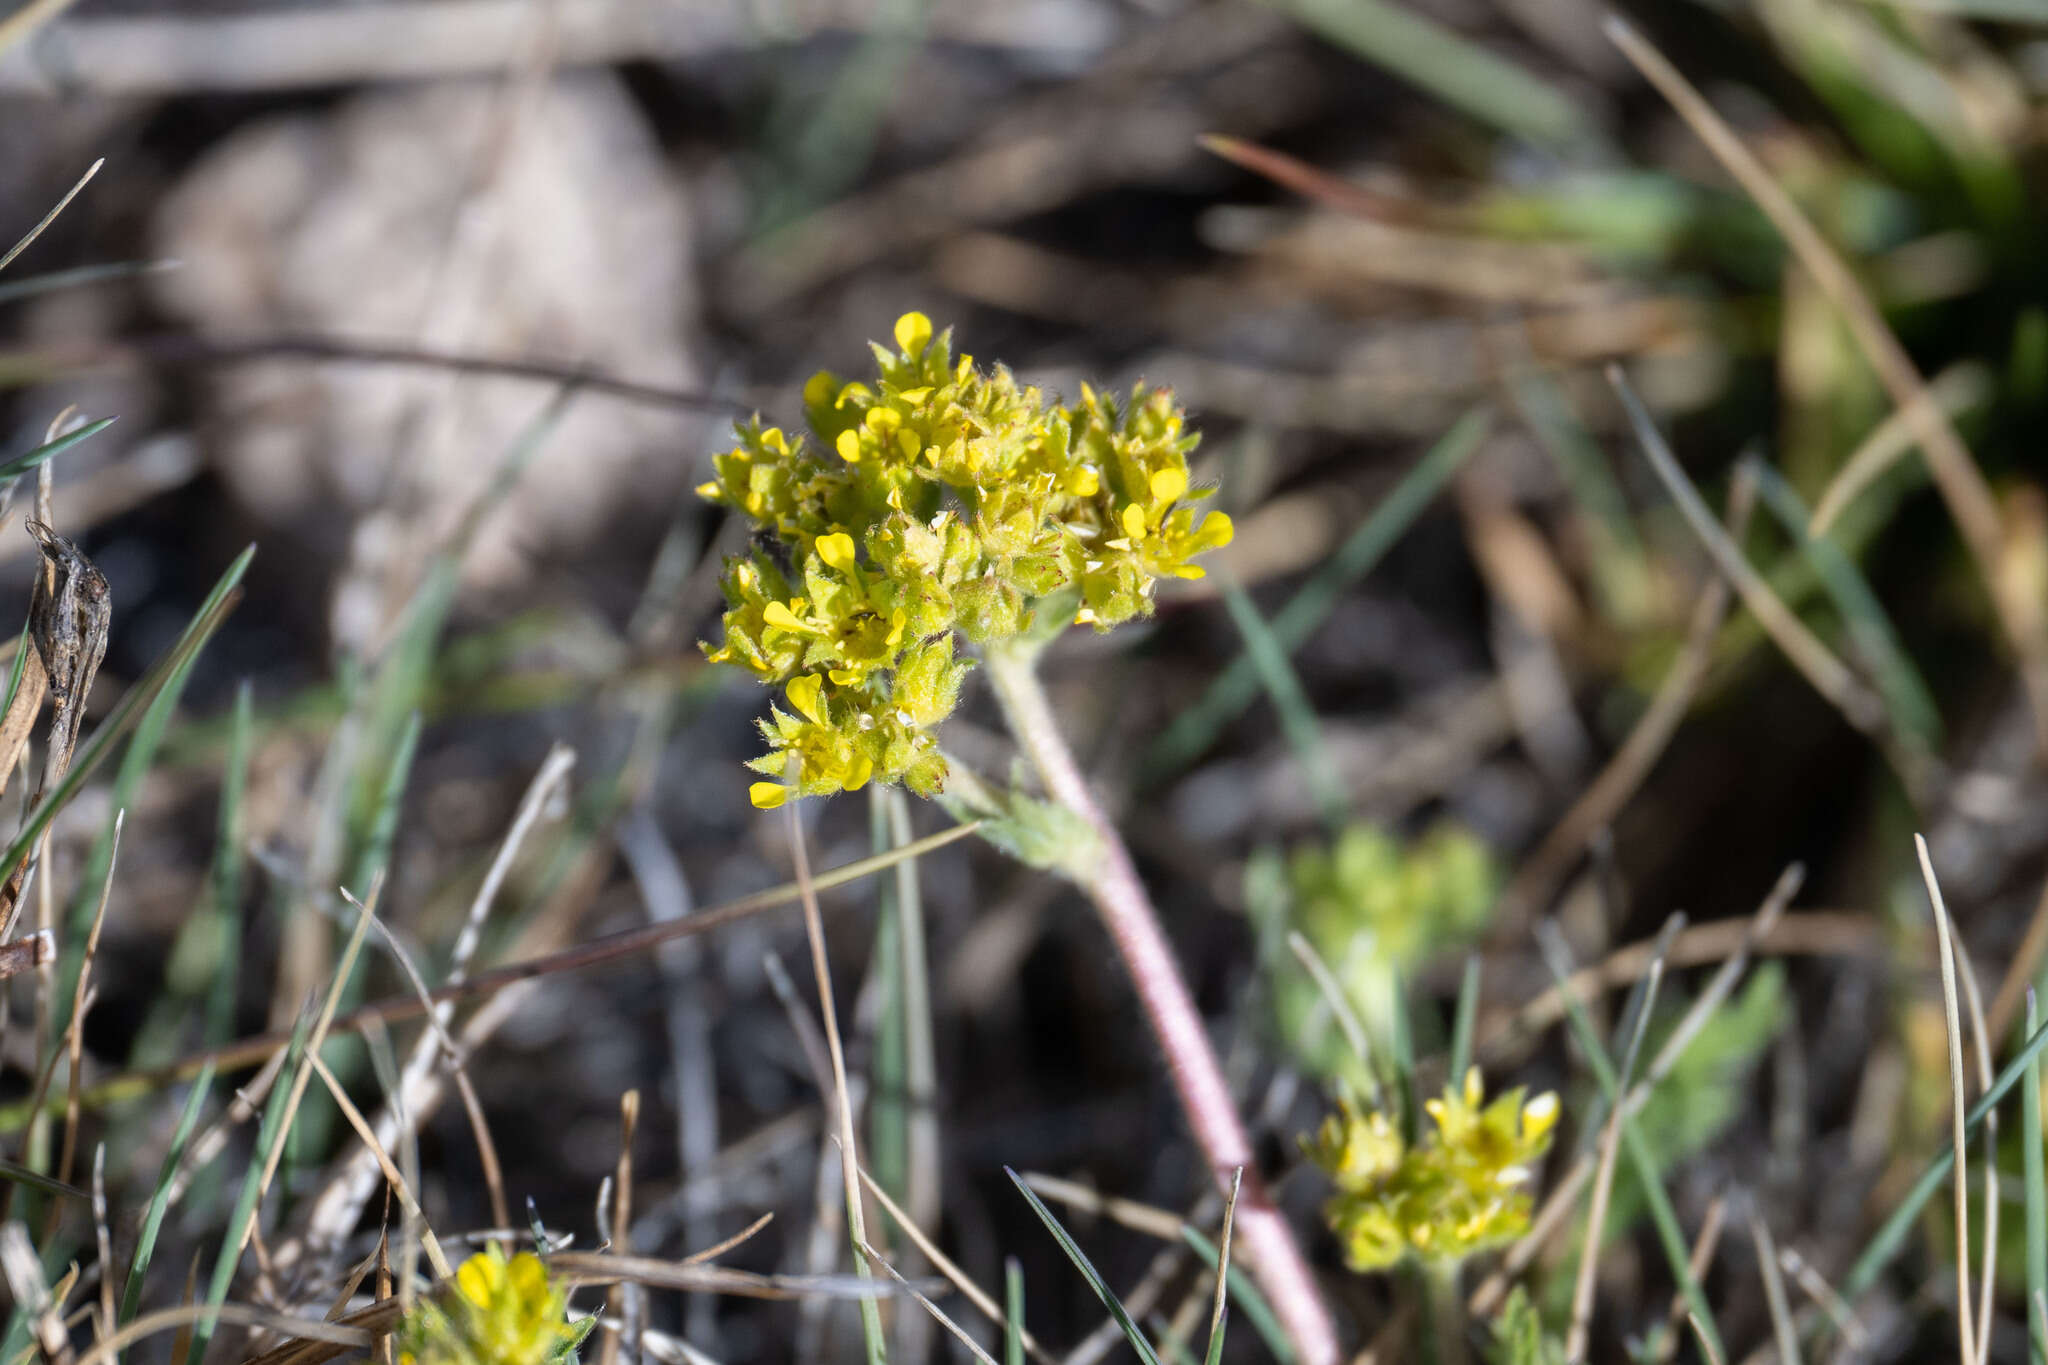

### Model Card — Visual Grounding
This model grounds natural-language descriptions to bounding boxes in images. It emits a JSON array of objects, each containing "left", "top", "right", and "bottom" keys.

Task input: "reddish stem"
[{"left": 984, "top": 643, "right": 1338, "bottom": 1365}]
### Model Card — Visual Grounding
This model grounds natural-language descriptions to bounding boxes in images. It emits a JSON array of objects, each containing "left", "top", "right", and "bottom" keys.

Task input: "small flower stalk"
[
  {"left": 1308, "top": 1068, "right": 1559, "bottom": 1272},
  {"left": 697, "top": 312, "right": 1233, "bottom": 808},
  {"left": 396, "top": 1246, "right": 592, "bottom": 1365}
]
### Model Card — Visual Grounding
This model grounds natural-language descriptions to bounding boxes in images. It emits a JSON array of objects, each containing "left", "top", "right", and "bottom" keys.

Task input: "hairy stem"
[{"left": 982, "top": 641, "right": 1338, "bottom": 1365}]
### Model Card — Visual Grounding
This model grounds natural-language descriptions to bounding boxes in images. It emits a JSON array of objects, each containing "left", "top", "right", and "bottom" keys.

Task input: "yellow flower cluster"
[
  {"left": 397, "top": 1246, "right": 591, "bottom": 1365},
  {"left": 698, "top": 313, "right": 1234, "bottom": 807},
  {"left": 1307, "top": 1069, "right": 1558, "bottom": 1271}
]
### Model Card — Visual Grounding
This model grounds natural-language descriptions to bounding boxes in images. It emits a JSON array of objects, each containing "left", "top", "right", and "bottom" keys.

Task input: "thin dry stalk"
[
  {"left": 1480, "top": 911, "right": 1873, "bottom": 1063},
  {"left": 302, "top": 1051, "right": 452, "bottom": 1279},
  {"left": 858, "top": 1240, "right": 1000, "bottom": 1365},
  {"left": 1809, "top": 362, "right": 1988, "bottom": 535},
  {"left": 1652, "top": 1195, "right": 1726, "bottom": 1365},
  {"left": 1952, "top": 933, "right": 1999, "bottom": 1365},
  {"left": 1744, "top": 1196, "right": 1802, "bottom": 1365},
  {"left": 0, "top": 159, "right": 100, "bottom": 273},
  {"left": 857, "top": 1167, "right": 1058, "bottom": 1365},
  {"left": 1472, "top": 865, "right": 1803, "bottom": 1318},
  {"left": 70, "top": 822, "right": 981, "bottom": 1116},
  {"left": 599, "top": 1090, "right": 643, "bottom": 1365},
  {"left": 1605, "top": 13, "right": 2048, "bottom": 755},
  {"left": 1777, "top": 1247, "right": 1864, "bottom": 1351},
  {"left": 298, "top": 746, "right": 571, "bottom": 1265},
  {"left": 1916, "top": 833, "right": 1976, "bottom": 1365},
  {"left": 54, "top": 810, "right": 120, "bottom": 1199},
  {"left": 1565, "top": 914, "right": 1679, "bottom": 1363},
  {"left": 783, "top": 795, "right": 884, "bottom": 1335}
]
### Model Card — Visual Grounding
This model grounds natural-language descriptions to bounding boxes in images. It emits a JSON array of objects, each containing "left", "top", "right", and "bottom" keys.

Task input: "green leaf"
[{"left": 1008, "top": 1168, "right": 1162, "bottom": 1365}]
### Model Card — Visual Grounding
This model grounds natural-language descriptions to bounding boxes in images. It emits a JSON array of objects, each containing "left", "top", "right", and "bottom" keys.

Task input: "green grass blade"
[
  {"left": 1215, "top": 568, "right": 1346, "bottom": 827},
  {"left": 1508, "top": 370, "right": 1651, "bottom": 627},
  {"left": 119, "top": 1061, "right": 215, "bottom": 1326},
  {"left": 0, "top": 545, "right": 253, "bottom": 891},
  {"left": 1742, "top": 455, "right": 1942, "bottom": 749},
  {"left": 188, "top": 1009, "right": 315, "bottom": 1364},
  {"left": 1005, "top": 1257, "right": 1024, "bottom": 1365},
  {"left": 1538, "top": 928, "right": 1727, "bottom": 1364},
  {"left": 204, "top": 682, "right": 254, "bottom": 1047},
  {"left": 1258, "top": 0, "right": 1589, "bottom": 148},
  {"left": 1143, "top": 406, "right": 1490, "bottom": 784},
  {"left": 0, "top": 615, "right": 32, "bottom": 722},
  {"left": 2024, "top": 989, "right": 2044, "bottom": 1365},
  {"left": 1448, "top": 954, "right": 1481, "bottom": 1085},
  {"left": 0, "top": 415, "right": 114, "bottom": 484},
  {"left": 1008, "top": 1168, "right": 1162, "bottom": 1365},
  {"left": 0, "top": 260, "right": 174, "bottom": 306},
  {"left": 1180, "top": 1227, "right": 1293, "bottom": 1365}
]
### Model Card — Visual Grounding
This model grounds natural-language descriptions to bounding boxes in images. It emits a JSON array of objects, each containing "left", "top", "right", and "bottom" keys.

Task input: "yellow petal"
[
  {"left": 1121, "top": 504, "right": 1148, "bottom": 539},
  {"left": 786, "top": 673, "right": 827, "bottom": 725},
  {"left": 843, "top": 755, "right": 875, "bottom": 790},
  {"left": 1204, "top": 511, "right": 1235, "bottom": 548},
  {"left": 750, "top": 782, "right": 791, "bottom": 809},
  {"left": 761, "top": 427, "right": 788, "bottom": 454},
  {"left": 762, "top": 601, "right": 807, "bottom": 633},
  {"left": 694, "top": 481, "right": 721, "bottom": 500},
  {"left": 836, "top": 430, "right": 863, "bottom": 464},
  {"left": 894, "top": 311, "right": 934, "bottom": 356},
  {"left": 803, "top": 370, "right": 838, "bottom": 406},
  {"left": 815, "top": 532, "right": 858, "bottom": 574},
  {"left": 1149, "top": 467, "right": 1187, "bottom": 504},
  {"left": 898, "top": 429, "right": 921, "bottom": 460},
  {"left": 1068, "top": 466, "right": 1099, "bottom": 497}
]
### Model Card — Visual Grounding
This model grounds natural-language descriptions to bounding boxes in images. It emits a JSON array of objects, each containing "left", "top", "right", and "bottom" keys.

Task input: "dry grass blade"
[
  {"left": 1480, "top": 910, "right": 1873, "bottom": 1064},
  {"left": 0, "top": 159, "right": 101, "bottom": 275},
  {"left": 1604, "top": 13, "right": 2048, "bottom": 754},
  {"left": 1917, "top": 833, "right": 1976, "bottom": 1365},
  {"left": 1471, "top": 865, "right": 1803, "bottom": 1319},
  {"left": 1777, "top": 1247, "right": 1864, "bottom": 1351},
  {"left": 858, "top": 1239, "right": 1002, "bottom": 1365},
  {"left": 52, "top": 809, "right": 121, "bottom": 1212},
  {"left": 19, "top": 820, "right": 983, "bottom": 1127},
  {"left": 1952, "top": 928, "right": 2000, "bottom": 1365},
  {"left": 1608, "top": 371, "right": 1894, "bottom": 751},
  {"left": 73, "top": 1302, "right": 372, "bottom": 1365},
  {"left": 1809, "top": 362, "right": 1989, "bottom": 536},
  {"left": 1566, "top": 913, "right": 1682, "bottom": 1364},
  {"left": 1743, "top": 1195, "right": 1803, "bottom": 1365},
  {"left": 782, "top": 791, "right": 887, "bottom": 1355},
  {"left": 1204, "top": 1169, "right": 1242, "bottom": 1365},
  {"left": 1651, "top": 1195, "right": 1726, "bottom": 1364},
  {"left": 1983, "top": 866, "right": 2048, "bottom": 1049},
  {"left": 1286, "top": 929, "right": 1375, "bottom": 1087},
  {"left": 857, "top": 1166, "right": 1058, "bottom": 1365},
  {"left": 683, "top": 1210, "right": 774, "bottom": 1266},
  {"left": 302, "top": 1051, "right": 452, "bottom": 1279}
]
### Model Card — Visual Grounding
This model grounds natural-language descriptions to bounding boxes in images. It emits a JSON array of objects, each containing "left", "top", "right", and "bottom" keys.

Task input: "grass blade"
[
  {"left": 1179, "top": 1226, "right": 1293, "bottom": 1365},
  {"left": 1742, "top": 455, "right": 1942, "bottom": 749},
  {"left": 2028, "top": 989, "right": 2046, "bottom": 1365},
  {"left": 1005, "top": 1257, "right": 1024, "bottom": 1365},
  {"left": 1537, "top": 923, "right": 1728, "bottom": 1364},
  {"left": 0, "top": 415, "right": 114, "bottom": 484},
  {"left": 118, "top": 1062, "right": 215, "bottom": 1326},
  {"left": 1007, "top": 1167, "right": 1162, "bottom": 1365},
  {"left": 1142, "top": 406, "right": 1490, "bottom": 784},
  {"left": 1259, "top": 0, "right": 1589, "bottom": 147},
  {"left": 1215, "top": 568, "right": 1346, "bottom": 828},
  {"left": 1202, "top": 1174, "right": 1237, "bottom": 1365},
  {"left": 1448, "top": 954, "right": 1481, "bottom": 1085}
]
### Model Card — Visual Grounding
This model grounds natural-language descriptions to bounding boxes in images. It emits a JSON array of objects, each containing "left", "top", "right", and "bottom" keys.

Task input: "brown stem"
[{"left": 982, "top": 642, "right": 1338, "bottom": 1365}]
